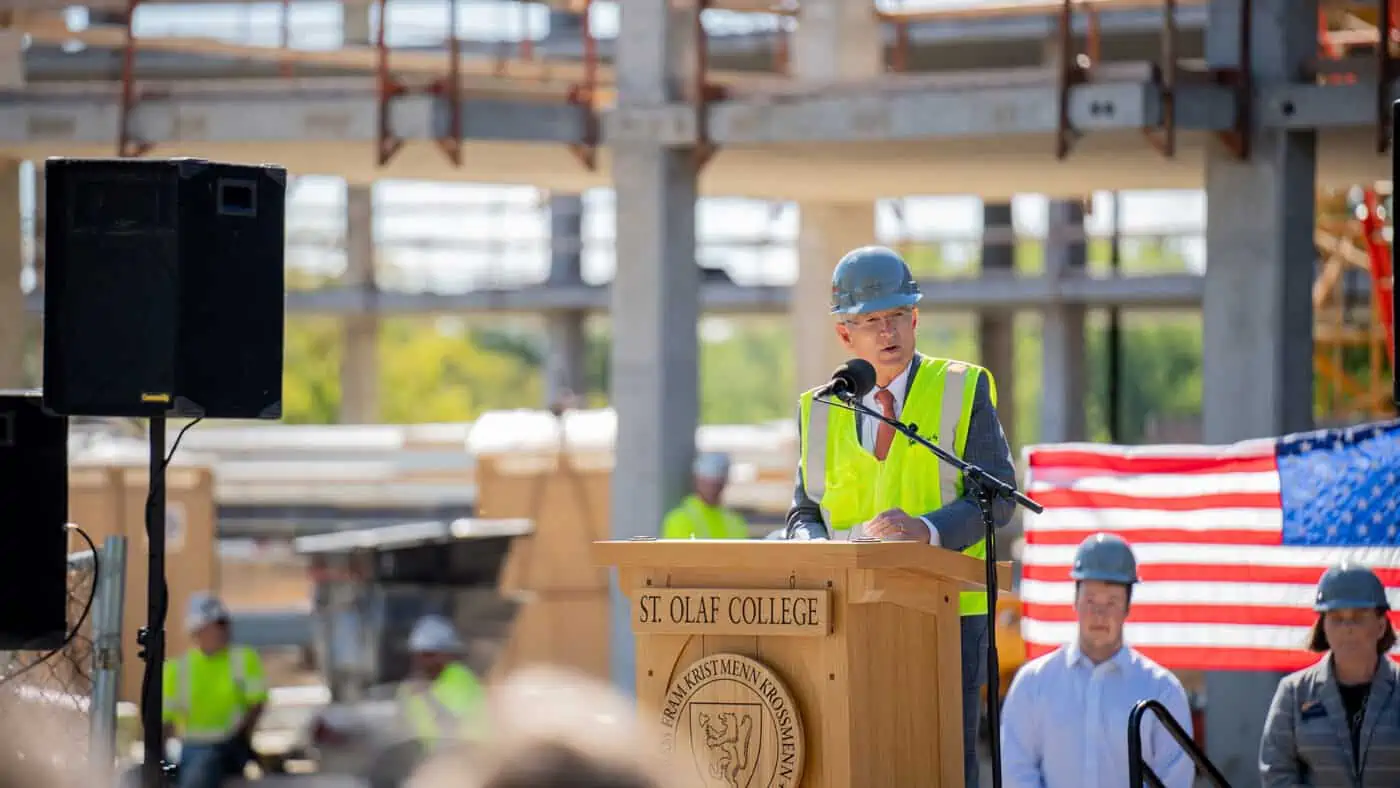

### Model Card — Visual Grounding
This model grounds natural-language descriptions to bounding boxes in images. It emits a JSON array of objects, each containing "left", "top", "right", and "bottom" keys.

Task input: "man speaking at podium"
[{"left": 784, "top": 245, "right": 1018, "bottom": 788}]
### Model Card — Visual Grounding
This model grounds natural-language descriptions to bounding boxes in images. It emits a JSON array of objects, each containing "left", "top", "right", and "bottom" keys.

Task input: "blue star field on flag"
[{"left": 1277, "top": 419, "right": 1400, "bottom": 547}]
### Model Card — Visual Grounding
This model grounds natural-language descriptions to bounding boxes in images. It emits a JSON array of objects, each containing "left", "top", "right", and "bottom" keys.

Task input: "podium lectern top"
[{"left": 592, "top": 538, "right": 1012, "bottom": 593}]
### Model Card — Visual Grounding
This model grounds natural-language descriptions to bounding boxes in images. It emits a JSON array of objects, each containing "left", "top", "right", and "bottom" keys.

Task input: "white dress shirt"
[
  {"left": 852, "top": 360, "right": 941, "bottom": 546},
  {"left": 999, "top": 642, "right": 1196, "bottom": 788}
]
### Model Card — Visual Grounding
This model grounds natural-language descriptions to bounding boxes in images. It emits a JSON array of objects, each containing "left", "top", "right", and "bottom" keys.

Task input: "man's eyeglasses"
[{"left": 842, "top": 309, "right": 913, "bottom": 332}]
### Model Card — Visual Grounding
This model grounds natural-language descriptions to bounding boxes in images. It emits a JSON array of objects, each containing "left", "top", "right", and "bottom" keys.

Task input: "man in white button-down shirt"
[{"left": 1000, "top": 533, "right": 1194, "bottom": 788}]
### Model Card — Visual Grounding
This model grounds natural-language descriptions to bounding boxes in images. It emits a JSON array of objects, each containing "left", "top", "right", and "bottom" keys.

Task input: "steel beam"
[
  {"left": 22, "top": 273, "right": 1205, "bottom": 317},
  {"left": 0, "top": 79, "right": 584, "bottom": 146},
  {"left": 605, "top": 64, "right": 1238, "bottom": 145},
  {"left": 1259, "top": 81, "right": 1400, "bottom": 130},
  {"left": 6, "top": 72, "right": 1396, "bottom": 152}
]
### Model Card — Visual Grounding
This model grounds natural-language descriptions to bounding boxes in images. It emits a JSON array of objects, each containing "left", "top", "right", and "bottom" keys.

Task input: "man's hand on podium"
[{"left": 863, "top": 509, "right": 932, "bottom": 543}]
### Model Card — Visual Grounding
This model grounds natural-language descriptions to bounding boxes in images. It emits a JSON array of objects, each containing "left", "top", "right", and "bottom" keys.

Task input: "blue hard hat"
[
  {"left": 829, "top": 246, "right": 922, "bottom": 316},
  {"left": 1314, "top": 563, "right": 1390, "bottom": 612},
  {"left": 1069, "top": 533, "right": 1139, "bottom": 586}
]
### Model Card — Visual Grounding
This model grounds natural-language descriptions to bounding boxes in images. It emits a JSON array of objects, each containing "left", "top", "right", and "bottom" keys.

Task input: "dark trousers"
[
  {"left": 960, "top": 614, "right": 989, "bottom": 788},
  {"left": 175, "top": 734, "right": 252, "bottom": 788}
]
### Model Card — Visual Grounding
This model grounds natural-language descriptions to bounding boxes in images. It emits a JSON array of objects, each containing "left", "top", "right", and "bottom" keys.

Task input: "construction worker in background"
[
  {"left": 785, "top": 245, "right": 1017, "bottom": 788},
  {"left": 1259, "top": 563, "right": 1400, "bottom": 787},
  {"left": 1000, "top": 533, "right": 1193, "bottom": 788},
  {"left": 397, "top": 614, "right": 486, "bottom": 750},
  {"left": 660, "top": 452, "right": 749, "bottom": 539},
  {"left": 162, "top": 592, "right": 267, "bottom": 788}
]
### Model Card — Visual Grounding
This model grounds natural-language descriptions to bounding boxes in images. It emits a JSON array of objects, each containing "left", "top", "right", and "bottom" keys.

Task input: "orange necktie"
[{"left": 873, "top": 388, "right": 896, "bottom": 461}]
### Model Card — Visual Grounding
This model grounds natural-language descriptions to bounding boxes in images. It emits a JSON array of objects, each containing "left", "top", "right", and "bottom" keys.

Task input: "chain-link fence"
[{"left": 0, "top": 536, "right": 127, "bottom": 781}]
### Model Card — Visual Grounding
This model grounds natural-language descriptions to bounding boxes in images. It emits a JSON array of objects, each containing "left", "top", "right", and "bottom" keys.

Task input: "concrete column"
[
  {"left": 548, "top": 9, "right": 582, "bottom": 39},
  {"left": 1201, "top": 1, "right": 1317, "bottom": 783},
  {"left": 545, "top": 194, "right": 587, "bottom": 407},
  {"left": 1039, "top": 200, "right": 1088, "bottom": 442},
  {"left": 0, "top": 28, "right": 24, "bottom": 88},
  {"left": 608, "top": 0, "right": 702, "bottom": 694},
  {"left": 339, "top": 184, "right": 379, "bottom": 424},
  {"left": 788, "top": 0, "right": 882, "bottom": 398},
  {"left": 979, "top": 202, "right": 1017, "bottom": 449},
  {"left": 343, "top": 1, "right": 372, "bottom": 46},
  {"left": 792, "top": 203, "right": 874, "bottom": 395},
  {"left": 0, "top": 160, "right": 22, "bottom": 389},
  {"left": 790, "top": 0, "right": 884, "bottom": 81}
]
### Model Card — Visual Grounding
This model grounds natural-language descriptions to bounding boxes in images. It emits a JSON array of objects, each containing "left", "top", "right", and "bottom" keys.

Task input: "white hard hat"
[
  {"left": 185, "top": 592, "right": 228, "bottom": 634},
  {"left": 407, "top": 614, "right": 463, "bottom": 654},
  {"left": 693, "top": 452, "right": 731, "bottom": 481}
]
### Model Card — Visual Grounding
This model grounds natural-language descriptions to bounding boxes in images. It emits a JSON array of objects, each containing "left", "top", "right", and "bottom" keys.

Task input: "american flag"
[{"left": 1020, "top": 419, "right": 1400, "bottom": 672}]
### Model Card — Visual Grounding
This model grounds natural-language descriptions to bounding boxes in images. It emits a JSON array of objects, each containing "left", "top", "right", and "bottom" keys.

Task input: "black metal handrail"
[{"left": 1127, "top": 699, "right": 1231, "bottom": 788}]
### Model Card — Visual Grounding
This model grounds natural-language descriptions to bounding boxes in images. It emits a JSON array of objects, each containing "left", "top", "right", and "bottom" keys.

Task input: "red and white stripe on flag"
[{"left": 1020, "top": 441, "right": 1400, "bottom": 672}]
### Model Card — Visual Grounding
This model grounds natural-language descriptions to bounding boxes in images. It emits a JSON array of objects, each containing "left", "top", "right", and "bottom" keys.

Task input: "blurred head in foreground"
[
  {"left": 0, "top": 691, "right": 101, "bottom": 788},
  {"left": 408, "top": 666, "right": 680, "bottom": 788}
]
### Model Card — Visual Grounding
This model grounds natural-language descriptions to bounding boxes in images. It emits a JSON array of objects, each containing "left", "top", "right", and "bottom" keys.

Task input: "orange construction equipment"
[
  {"left": 1314, "top": 185, "right": 1397, "bottom": 421},
  {"left": 1360, "top": 189, "right": 1396, "bottom": 368}
]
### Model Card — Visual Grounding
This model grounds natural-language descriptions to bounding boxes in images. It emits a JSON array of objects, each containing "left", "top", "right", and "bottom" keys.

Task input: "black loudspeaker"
[
  {"left": 42, "top": 158, "right": 286, "bottom": 419},
  {"left": 0, "top": 392, "right": 69, "bottom": 649}
]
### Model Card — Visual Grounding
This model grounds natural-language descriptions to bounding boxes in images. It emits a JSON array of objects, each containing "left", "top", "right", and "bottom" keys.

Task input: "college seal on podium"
[{"left": 658, "top": 653, "right": 806, "bottom": 788}]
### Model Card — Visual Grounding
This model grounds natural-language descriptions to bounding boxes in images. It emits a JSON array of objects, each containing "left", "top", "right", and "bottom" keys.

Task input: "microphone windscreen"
[{"left": 841, "top": 359, "right": 877, "bottom": 398}]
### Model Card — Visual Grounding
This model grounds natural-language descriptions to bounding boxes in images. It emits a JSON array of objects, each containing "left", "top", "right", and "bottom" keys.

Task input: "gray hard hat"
[
  {"left": 693, "top": 452, "right": 731, "bottom": 481},
  {"left": 830, "top": 246, "right": 923, "bottom": 316},
  {"left": 1069, "top": 533, "right": 1139, "bottom": 586},
  {"left": 408, "top": 614, "right": 464, "bottom": 654},
  {"left": 1314, "top": 563, "right": 1390, "bottom": 612}
]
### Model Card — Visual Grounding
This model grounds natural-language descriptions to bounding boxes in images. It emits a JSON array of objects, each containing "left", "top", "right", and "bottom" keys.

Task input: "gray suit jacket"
[
  {"left": 783, "top": 353, "right": 1017, "bottom": 549},
  {"left": 1260, "top": 655, "right": 1400, "bottom": 788}
]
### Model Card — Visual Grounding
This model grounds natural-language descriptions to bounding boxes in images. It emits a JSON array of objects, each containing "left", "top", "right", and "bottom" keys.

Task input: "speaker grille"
[
  {"left": 44, "top": 163, "right": 179, "bottom": 417},
  {"left": 0, "top": 393, "right": 69, "bottom": 649},
  {"left": 42, "top": 158, "right": 286, "bottom": 420}
]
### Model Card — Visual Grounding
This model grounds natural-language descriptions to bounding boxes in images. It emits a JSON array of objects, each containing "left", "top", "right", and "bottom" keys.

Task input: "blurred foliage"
[
  {"left": 280, "top": 316, "right": 543, "bottom": 424},
  {"left": 273, "top": 239, "right": 1215, "bottom": 448}
]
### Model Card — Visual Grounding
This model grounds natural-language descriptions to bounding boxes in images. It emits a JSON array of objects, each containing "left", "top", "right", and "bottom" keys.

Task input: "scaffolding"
[
  {"left": 10, "top": 0, "right": 1400, "bottom": 166},
  {"left": 1314, "top": 185, "right": 1397, "bottom": 421}
]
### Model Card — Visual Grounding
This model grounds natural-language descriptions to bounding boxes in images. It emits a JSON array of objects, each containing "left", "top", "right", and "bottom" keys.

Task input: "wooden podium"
[{"left": 593, "top": 538, "right": 1012, "bottom": 788}]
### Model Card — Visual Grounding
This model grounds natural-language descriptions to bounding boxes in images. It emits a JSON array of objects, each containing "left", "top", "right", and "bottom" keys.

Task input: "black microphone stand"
[{"left": 813, "top": 392, "right": 1043, "bottom": 788}]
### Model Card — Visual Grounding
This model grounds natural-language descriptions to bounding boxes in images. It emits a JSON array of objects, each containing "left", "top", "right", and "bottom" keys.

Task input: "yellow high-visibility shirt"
[
  {"left": 661, "top": 494, "right": 749, "bottom": 539},
  {"left": 397, "top": 662, "right": 485, "bottom": 745},
  {"left": 799, "top": 355, "right": 993, "bottom": 616},
  {"left": 162, "top": 646, "right": 267, "bottom": 743}
]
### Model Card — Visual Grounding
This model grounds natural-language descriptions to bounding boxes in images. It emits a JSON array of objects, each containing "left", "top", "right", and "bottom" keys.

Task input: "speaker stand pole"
[{"left": 139, "top": 415, "right": 169, "bottom": 788}]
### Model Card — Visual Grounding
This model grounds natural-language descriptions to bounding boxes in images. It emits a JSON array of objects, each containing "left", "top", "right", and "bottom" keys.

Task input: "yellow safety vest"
[
  {"left": 398, "top": 662, "right": 485, "bottom": 746},
  {"left": 798, "top": 355, "right": 993, "bottom": 616},
  {"left": 661, "top": 494, "right": 749, "bottom": 539},
  {"left": 162, "top": 646, "right": 267, "bottom": 743}
]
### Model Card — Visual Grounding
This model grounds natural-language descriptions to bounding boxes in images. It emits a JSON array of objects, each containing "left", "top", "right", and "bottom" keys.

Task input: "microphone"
[{"left": 815, "top": 359, "right": 877, "bottom": 402}]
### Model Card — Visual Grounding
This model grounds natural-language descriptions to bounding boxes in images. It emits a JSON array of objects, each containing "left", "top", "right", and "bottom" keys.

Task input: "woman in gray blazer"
[{"left": 1259, "top": 563, "right": 1399, "bottom": 787}]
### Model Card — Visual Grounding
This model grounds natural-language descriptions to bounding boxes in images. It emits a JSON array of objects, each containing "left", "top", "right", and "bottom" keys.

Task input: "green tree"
[
  {"left": 377, "top": 318, "right": 541, "bottom": 423},
  {"left": 1085, "top": 315, "right": 1204, "bottom": 444},
  {"left": 281, "top": 317, "right": 343, "bottom": 424},
  {"left": 699, "top": 318, "right": 794, "bottom": 423},
  {"left": 280, "top": 317, "right": 545, "bottom": 424}
]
